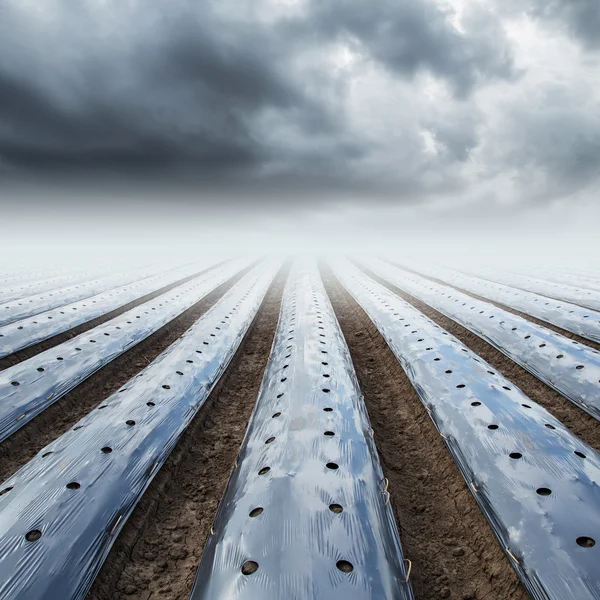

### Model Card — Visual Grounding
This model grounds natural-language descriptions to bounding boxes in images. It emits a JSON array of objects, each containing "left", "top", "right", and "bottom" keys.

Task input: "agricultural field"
[{"left": 0, "top": 256, "right": 600, "bottom": 600}]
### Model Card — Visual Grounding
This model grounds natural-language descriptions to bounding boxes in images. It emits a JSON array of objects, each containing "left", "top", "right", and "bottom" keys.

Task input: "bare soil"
[
  {"left": 86, "top": 266, "right": 287, "bottom": 600},
  {"left": 323, "top": 266, "right": 528, "bottom": 600}
]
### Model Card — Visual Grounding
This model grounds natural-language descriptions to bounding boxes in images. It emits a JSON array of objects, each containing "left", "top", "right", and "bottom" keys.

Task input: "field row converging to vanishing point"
[
  {"left": 363, "top": 258, "right": 600, "bottom": 422},
  {"left": 331, "top": 257, "right": 600, "bottom": 600},
  {"left": 406, "top": 261, "right": 600, "bottom": 344},
  {"left": 0, "top": 260, "right": 220, "bottom": 355},
  {"left": 0, "top": 257, "right": 253, "bottom": 443},
  {"left": 190, "top": 259, "right": 413, "bottom": 600},
  {"left": 0, "top": 259, "right": 280, "bottom": 600},
  {"left": 1, "top": 256, "right": 600, "bottom": 600},
  {"left": 0, "top": 263, "right": 173, "bottom": 326}
]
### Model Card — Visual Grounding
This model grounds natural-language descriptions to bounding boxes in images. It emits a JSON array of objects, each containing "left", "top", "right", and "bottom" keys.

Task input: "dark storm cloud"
[
  {"left": 527, "top": 0, "right": 600, "bottom": 49},
  {"left": 0, "top": 70, "right": 187, "bottom": 170},
  {"left": 423, "top": 111, "right": 481, "bottom": 163},
  {"left": 0, "top": 4, "right": 320, "bottom": 175},
  {"left": 307, "top": 0, "right": 516, "bottom": 98},
  {"left": 0, "top": 0, "right": 517, "bottom": 195},
  {"left": 480, "top": 80, "right": 600, "bottom": 203},
  {"left": 1, "top": 0, "right": 598, "bottom": 214}
]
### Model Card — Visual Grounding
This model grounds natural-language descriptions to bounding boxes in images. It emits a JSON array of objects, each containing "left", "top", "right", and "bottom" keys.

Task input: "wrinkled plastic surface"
[
  {"left": 0, "top": 259, "right": 279, "bottom": 600},
  {"left": 333, "top": 258, "right": 600, "bottom": 600},
  {"left": 406, "top": 262, "right": 600, "bottom": 344},
  {"left": 0, "top": 261, "right": 219, "bottom": 356},
  {"left": 366, "top": 259, "right": 600, "bottom": 421},
  {"left": 190, "top": 260, "right": 413, "bottom": 600},
  {"left": 0, "top": 257, "right": 253, "bottom": 443},
  {"left": 476, "top": 268, "right": 600, "bottom": 312},
  {"left": 0, "top": 264, "right": 171, "bottom": 326}
]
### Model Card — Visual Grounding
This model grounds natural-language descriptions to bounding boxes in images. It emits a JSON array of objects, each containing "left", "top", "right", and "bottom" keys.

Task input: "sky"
[{"left": 0, "top": 0, "right": 599, "bottom": 263}]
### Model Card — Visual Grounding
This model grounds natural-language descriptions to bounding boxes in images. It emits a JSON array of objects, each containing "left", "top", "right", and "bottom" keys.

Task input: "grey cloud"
[
  {"left": 527, "top": 0, "right": 600, "bottom": 49},
  {"left": 423, "top": 112, "right": 481, "bottom": 163},
  {"left": 308, "top": 0, "right": 516, "bottom": 98},
  {"left": 0, "top": 2, "right": 346, "bottom": 178},
  {"left": 1, "top": 0, "right": 595, "bottom": 223},
  {"left": 0, "top": 0, "right": 516, "bottom": 196},
  {"left": 0, "top": 10, "right": 298, "bottom": 174},
  {"left": 476, "top": 80, "right": 600, "bottom": 205}
]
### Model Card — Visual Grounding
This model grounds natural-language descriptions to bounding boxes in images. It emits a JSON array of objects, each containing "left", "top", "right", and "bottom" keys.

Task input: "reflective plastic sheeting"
[
  {"left": 190, "top": 259, "right": 413, "bottom": 600},
  {"left": 475, "top": 268, "right": 600, "bottom": 312},
  {"left": 0, "top": 264, "right": 172, "bottom": 326},
  {"left": 530, "top": 269, "right": 600, "bottom": 293},
  {"left": 0, "top": 264, "right": 98, "bottom": 285},
  {"left": 365, "top": 258, "right": 600, "bottom": 422},
  {"left": 0, "top": 259, "right": 280, "bottom": 600},
  {"left": 332, "top": 258, "right": 600, "bottom": 600},
  {"left": 0, "top": 257, "right": 253, "bottom": 443},
  {"left": 0, "top": 260, "right": 221, "bottom": 356},
  {"left": 406, "top": 262, "right": 600, "bottom": 345},
  {"left": 0, "top": 267, "right": 113, "bottom": 303},
  {"left": 0, "top": 269, "right": 64, "bottom": 287}
]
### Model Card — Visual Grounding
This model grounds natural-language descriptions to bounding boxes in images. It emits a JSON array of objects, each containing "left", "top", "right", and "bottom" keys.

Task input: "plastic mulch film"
[
  {"left": 189, "top": 259, "right": 414, "bottom": 600},
  {"left": 407, "top": 261, "right": 600, "bottom": 344},
  {"left": 332, "top": 257, "right": 600, "bottom": 600},
  {"left": 0, "top": 263, "right": 174, "bottom": 326},
  {"left": 0, "top": 259, "right": 223, "bottom": 356},
  {"left": 364, "top": 258, "right": 600, "bottom": 422},
  {"left": 0, "top": 259, "right": 280, "bottom": 600},
  {"left": 474, "top": 268, "right": 600, "bottom": 312},
  {"left": 0, "top": 268, "right": 68, "bottom": 288},
  {"left": 0, "top": 266, "right": 116, "bottom": 302},
  {"left": 527, "top": 268, "right": 600, "bottom": 293},
  {"left": 0, "top": 257, "right": 254, "bottom": 443}
]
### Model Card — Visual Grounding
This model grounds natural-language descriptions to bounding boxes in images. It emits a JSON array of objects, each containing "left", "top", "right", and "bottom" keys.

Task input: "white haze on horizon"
[{"left": 0, "top": 188, "right": 598, "bottom": 276}]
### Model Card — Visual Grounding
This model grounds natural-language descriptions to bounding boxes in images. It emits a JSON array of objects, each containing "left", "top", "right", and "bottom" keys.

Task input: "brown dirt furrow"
[
  {"left": 0, "top": 262, "right": 230, "bottom": 371},
  {"left": 390, "top": 261, "right": 600, "bottom": 352},
  {"left": 361, "top": 266, "right": 600, "bottom": 454},
  {"left": 323, "top": 266, "right": 529, "bottom": 600},
  {"left": 0, "top": 268, "right": 251, "bottom": 483},
  {"left": 86, "top": 266, "right": 286, "bottom": 600}
]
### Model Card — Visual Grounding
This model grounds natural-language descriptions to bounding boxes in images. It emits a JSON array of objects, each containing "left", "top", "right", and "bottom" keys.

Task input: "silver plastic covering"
[
  {"left": 0, "top": 259, "right": 280, "bottom": 600},
  {"left": 529, "top": 269, "right": 600, "bottom": 293},
  {"left": 0, "top": 260, "right": 219, "bottom": 356},
  {"left": 0, "top": 265, "right": 85, "bottom": 285},
  {"left": 0, "top": 264, "right": 95, "bottom": 281},
  {"left": 190, "top": 260, "right": 413, "bottom": 600},
  {"left": 0, "top": 269, "right": 58, "bottom": 287},
  {"left": 0, "top": 267, "right": 114, "bottom": 302},
  {"left": 363, "top": 258, "right": 600, "bottom": 422},
  {"left": 0, "top": 264, "right": 169, "bottom": 326},
  {"left": 475, "top": 268, "right": 600, "bottom": 312},
  {"left": 0, "top": 257, "right": 253, "bottom": 443},
  {"left": 332, "top": 257, "right": 600, "bottom": 600},
  {"left": 404, "top": 262, "right": 600, "bottom": 344}
]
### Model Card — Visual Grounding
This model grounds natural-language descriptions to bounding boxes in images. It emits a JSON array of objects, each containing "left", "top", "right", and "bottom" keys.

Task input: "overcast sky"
[{"left": 1, "top": 0, "right": 599, "bottom": 253}]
